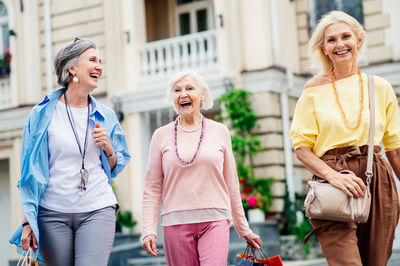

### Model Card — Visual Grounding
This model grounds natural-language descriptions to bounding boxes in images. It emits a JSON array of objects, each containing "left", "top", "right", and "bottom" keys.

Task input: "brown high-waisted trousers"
[{"left": 306, "top": 145, "right": 399, "bottom": 266}]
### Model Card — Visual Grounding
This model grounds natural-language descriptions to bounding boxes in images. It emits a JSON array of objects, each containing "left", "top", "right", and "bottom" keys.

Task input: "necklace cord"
[
  {"left": 64, "top": 92, "right": 90, "bottom": 171},
  {"left": 174, "top": 115, "right": 204, "bottom": 166},
  {"left": 331, "top": 68, "right": 364, "bottom": 130}
]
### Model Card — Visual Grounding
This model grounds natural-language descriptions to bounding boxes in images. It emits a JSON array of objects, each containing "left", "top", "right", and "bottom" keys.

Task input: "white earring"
[{"left": 72, "top": 76, "right": 79, "bottom": 83}]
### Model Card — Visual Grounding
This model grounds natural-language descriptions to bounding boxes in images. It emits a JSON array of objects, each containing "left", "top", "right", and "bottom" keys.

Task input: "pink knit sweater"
[{"left": 142, "top": 118, "right": 252, "bottom": 238}]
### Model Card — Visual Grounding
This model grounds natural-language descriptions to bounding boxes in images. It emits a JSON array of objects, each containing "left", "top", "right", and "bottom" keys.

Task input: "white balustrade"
[
  {"left": 0, "top": 77, "right": 12, "bottom": 110},
  {"left": 140, "top": 30, "right": 218, "bottom": 80}
]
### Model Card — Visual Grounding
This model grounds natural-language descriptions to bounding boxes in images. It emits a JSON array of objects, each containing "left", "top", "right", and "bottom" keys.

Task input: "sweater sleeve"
[
  {"left": 290, "top": 91, "right": 318, "bottom": 150},
  {"left": 382, "top": 79, "right": 400, "bottom": 151},
  {"left": 222, "top": 125, "right": 252, "bottom": 237},
  {"left": 142, "top": 129, "right": 164, "bottom": 239}
]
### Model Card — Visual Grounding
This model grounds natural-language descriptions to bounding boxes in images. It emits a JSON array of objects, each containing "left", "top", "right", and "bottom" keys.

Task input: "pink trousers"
[{"left": 163, "top": 219, "right": 230, "bottom": 266}]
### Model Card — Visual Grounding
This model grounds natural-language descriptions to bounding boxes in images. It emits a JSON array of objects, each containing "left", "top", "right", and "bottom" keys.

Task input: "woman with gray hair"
[
  {"left": 9, "top": 38, "right": 130, "bottom": 265},
  {"left": 141, "top": 70, "right": 261, "bottom": 265}
]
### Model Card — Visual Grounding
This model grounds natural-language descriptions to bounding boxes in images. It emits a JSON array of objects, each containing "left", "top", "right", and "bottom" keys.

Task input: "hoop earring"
[{"left": 72, "top": 76, "right": 79, "bottom": 83}]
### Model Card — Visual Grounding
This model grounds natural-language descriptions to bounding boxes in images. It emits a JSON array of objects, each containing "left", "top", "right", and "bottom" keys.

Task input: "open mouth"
[
  {"left": 180, "top": 101, "right": 192, "bottom": 109},
  {"left": 334, "top": 49, "right": 350, "bottom": 55},
  {"left": 89, "top": 73, "right": 100, "bottom": 80}
]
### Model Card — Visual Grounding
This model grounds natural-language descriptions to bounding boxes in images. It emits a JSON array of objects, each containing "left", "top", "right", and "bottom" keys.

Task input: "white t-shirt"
[{"left": 39, "top": 100, "right": 117, "bottom": 213}]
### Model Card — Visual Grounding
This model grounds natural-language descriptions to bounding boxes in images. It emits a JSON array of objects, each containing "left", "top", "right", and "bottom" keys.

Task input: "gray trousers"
[{"left": 38, "top": 205, "right": 117, "bottom": 266}]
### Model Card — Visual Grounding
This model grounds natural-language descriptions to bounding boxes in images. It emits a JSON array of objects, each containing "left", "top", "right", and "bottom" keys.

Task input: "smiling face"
[
  {"left": 69, "top": 48, "right": 103, "bottom": 90},
  {"left": 322, "top": 22, "right": 362, "bottom": 68},
  {"left": 173, "top": 75, "right": 205, "bottom": 119}
]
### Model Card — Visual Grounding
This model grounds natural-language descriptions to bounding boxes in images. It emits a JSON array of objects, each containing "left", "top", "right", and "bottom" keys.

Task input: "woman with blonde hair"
[
  {"left": 290, "top": 11, "right": 400, "bottom": 265},
  {"left": 141, "top": 70, "right": 262, "bottom": 265}
]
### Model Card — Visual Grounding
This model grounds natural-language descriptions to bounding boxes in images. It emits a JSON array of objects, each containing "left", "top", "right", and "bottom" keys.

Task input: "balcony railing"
[
  {"left": 0, "top": 77, "right": 12, "bottom": 110},
  {"left": 140, "top": 30, "right": 218, "bottom": 81}
]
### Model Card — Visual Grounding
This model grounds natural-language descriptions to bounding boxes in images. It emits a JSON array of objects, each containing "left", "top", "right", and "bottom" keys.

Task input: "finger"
[
  {"left": 342, "top": 185, "right": 354, "bottom": 197},
  {"left": 345, "top": 183, "right": 360, "bottom": 198},
  {"left": 354, "top": 177, "right": 367, "bottom": 191},
  {"left": 351, "top": 181, "right": 364, "bottom": 197},
  {"left": 95, "top": 122, "right": 101, "bottom": 128},
  {"left": 150, "top": 239, "right": 158, "bottom": 257},
  {"left": 32, "top": 234, "right": 38, "bottom": 249}
]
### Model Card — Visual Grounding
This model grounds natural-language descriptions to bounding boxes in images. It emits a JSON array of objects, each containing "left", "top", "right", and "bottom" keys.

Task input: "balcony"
[
  {"left": 0, "top": 77, "right": 11, "bottom": 110},
  {"left": 139, "top": 30, "right": 218, "bottom": 85}
]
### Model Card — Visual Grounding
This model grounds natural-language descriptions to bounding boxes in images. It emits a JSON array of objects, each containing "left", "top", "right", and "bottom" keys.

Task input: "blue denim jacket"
[{"left": 9, "top": 88, "right": 131, "bottom": 260}]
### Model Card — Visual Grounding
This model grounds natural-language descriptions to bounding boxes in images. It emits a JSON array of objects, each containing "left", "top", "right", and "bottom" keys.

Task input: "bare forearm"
[
  {"left": 385, "top": 148, "right": 400, "bottom": 181},
  {"left": 295, "top": 146, "right": 338, "bottom": 182}
]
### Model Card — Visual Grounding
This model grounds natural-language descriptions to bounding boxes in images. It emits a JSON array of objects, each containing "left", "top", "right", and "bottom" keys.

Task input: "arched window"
[{"left": 0, "top": 1, "right": 10, "bottom": 77}]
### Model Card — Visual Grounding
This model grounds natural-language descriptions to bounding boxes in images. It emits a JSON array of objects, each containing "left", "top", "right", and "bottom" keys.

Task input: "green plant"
[
  {"left": 281, "top": 185, "right": 312, "bottom": 256},
  {"left": 217, "top": 89, "right": 274, "bottom": 214},
  {"left": 116, "top": 210, "right": 137, "bottom": 229},
  {"left": 0, "top": 45, "right": 11, "bottom": 67}
]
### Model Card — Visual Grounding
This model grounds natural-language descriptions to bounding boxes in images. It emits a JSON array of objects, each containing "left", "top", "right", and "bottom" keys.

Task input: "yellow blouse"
[{"left": 290, "top": 73, "right": 400, "bottom": 157}]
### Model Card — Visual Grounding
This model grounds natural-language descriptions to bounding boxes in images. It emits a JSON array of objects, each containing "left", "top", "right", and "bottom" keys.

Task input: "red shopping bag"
[{"left": 236, "top": 247, "right": 283, "bottom": 266}]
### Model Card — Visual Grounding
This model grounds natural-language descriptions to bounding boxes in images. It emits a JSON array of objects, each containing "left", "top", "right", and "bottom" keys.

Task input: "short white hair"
[{"left": 166, "top": 70, "right": 214, "bottom": 111}]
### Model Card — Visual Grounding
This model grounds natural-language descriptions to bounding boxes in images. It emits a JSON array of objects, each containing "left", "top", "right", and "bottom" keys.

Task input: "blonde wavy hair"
[{"left": 308, "top": 10, "right": 366, "bottom": 74}]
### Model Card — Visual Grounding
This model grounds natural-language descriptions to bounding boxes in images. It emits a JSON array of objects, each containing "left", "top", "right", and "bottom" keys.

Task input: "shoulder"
[
  {"left": 206, "top": 118, "right": 228, "bottom": 130},
  {"left": 153, "top": 121, "right": 175, "bottom": 138},
  {"left": 94, "top": 100, "right": 115, "bottom": 115},
  {"left": 304, "top": 74, "right": 331, "bottom": 89},
  {"left": 371, "top": 75, "right": 392, "bottom": 88},
  {"left": 206, "top": 119, "right": 230, "bottom": 136}
]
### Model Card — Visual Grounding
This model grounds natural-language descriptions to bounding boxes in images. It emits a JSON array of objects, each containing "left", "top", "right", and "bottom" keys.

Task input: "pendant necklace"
[
  {"left": 64, "top": 92, "right": 90, "bottom": 196},
  {"left": 174, "top": 115, "right": 204, "bottom": 167},
  {"left": 331, "top": 68, "right": 364, "bottom": 130}
]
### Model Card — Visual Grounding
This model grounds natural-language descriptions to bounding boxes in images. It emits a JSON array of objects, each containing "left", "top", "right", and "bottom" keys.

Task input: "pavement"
[{"left": 282, "top": 251, "right": 400, "bottom": 266}]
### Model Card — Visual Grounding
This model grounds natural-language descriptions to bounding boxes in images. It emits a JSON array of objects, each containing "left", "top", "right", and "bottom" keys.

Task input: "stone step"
[{"left": 127, "top": 256, "right": 167, "bottom": 266}]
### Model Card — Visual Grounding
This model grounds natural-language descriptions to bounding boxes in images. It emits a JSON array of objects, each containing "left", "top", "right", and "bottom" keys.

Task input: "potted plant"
[
  {"left": 116, "top": 210, "right": 137, "bottom": 234},
  {"left": 218, "top": 89, "right": 274, "bottom": 222},
  {"left": 0, "top": 45, "right": 11, "bottom": 78}
]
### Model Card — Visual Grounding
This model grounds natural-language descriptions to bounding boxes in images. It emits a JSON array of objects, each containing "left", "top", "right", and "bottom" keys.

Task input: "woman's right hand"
[
  {"left": 142, "top": 234, "right": 159, "bottom": 257},
  {"left": 327, "top": 171, "right": 366, "bottom": 198},
  {"left": 21, "top": 223, "right": 38, "bottom": 251}
]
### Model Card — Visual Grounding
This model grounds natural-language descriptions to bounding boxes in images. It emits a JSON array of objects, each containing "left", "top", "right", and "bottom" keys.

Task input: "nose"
[
  {"left": 337, "top": 38, "right": 345, "bottom": 47},
  {"left": 180, "top": 90, "right": 188, "bottom": 97}
]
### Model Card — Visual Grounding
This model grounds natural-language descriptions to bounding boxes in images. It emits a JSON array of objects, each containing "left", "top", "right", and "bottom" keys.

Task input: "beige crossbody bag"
[{"left": 303, "top": 75, "right": 374, "bottom": 223}]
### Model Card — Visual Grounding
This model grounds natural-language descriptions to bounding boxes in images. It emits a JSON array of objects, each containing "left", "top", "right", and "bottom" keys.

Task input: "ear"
[
  {"left": 68, "top": 66, "right": 76, "bottom": 76},
  {"left": 322, "top": 46, "right": 328, "bottom": 56},
  {"left": 357, "top": 38, "right": 363, "bottom": 50}
]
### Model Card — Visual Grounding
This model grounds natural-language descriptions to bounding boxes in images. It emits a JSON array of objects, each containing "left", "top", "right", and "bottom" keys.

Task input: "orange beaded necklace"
[{"left": 331, "top": 68, "right": 364, "bottom": 130}]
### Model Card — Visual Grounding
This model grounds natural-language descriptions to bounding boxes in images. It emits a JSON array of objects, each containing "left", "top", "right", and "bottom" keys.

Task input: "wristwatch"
[{"left": 106, "top": 150, "right": 116, "bottom": 161}]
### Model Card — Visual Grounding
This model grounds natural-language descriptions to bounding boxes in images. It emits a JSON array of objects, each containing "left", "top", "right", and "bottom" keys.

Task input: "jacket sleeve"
[{"left": 109, "top": 112, "right": 131, "bottom": 178}]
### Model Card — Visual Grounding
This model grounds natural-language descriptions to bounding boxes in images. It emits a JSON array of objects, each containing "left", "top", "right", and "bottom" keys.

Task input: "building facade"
[{"left": 0, "top": 0, "right": 399, "bottom": 262}]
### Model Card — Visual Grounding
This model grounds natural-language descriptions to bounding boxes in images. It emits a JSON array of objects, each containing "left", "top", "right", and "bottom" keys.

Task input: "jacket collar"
[{"left": 39, "top": 88, "right": 105, "bottom": 120}]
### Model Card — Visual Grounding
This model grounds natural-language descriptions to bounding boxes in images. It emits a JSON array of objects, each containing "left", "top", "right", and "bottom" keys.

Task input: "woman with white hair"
[
  {"left": 9, "top": 38, "right": 130, "bottom": 265},
  {"left": 141, "top": 70, "right": 261, "bottom": 265},
  {"left": 290, "top": 11, "right": 400, "bottom": 265}
]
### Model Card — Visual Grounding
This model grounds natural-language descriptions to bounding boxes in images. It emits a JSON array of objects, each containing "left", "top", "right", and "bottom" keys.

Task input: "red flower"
[
  {"left": 239, "top": 178, "right": 247, "bottom": 184},
  {"left": 243, "top": 186, "right": 252, "bottom": 193},
  {"left": 247, "top": 195, "right": 257, "bottom": 208}
]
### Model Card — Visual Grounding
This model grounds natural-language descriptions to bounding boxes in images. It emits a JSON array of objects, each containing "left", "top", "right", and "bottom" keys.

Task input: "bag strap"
[{"left": 366, "top": 75, "right": 375, "bottom": 185}]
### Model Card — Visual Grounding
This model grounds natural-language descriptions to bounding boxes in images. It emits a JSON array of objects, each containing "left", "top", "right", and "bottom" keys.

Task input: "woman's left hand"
[
  {"left": 92, "top": 122, "right": 114, "bottom": 156},
  {"left": 244, "top": 233, "right": 262, "bottom": 250}
]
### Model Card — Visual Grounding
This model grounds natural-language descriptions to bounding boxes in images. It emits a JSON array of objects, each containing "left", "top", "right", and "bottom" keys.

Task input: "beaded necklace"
[
  {"left": 174, "top": 115, "right": 204, "bottom": 167},
  {"left": 331, "top": 68, "right": 364, "bottom": 130}
]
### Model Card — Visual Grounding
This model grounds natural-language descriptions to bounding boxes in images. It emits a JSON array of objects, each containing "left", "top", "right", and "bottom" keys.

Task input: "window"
[
  {"left": 310, "top": 0, "right": 364, "bottom": 30},
  {"left": 176, "top": 0, "right": 214, "bottom": 35},
  {"left": 0, "top": 2, "right": 10, "bottom": 77}
]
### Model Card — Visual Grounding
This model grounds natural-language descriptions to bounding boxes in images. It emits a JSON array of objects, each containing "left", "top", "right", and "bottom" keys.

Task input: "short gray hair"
[
  {"left": 54, "top": 38, "right": 97, "bottom": 88},
  {"left": 166, "top": 70, "right": 214, "bottom": 111}
]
